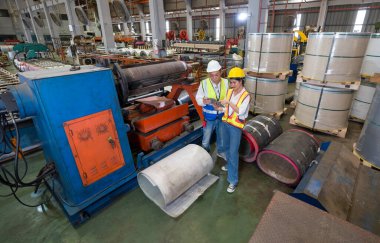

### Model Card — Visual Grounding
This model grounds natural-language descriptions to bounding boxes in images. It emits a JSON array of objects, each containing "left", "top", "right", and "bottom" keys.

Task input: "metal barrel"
[
  {"left": 246, "top": 33, "right": 293, "bottom": 73},
  {"left": 355, "top": 84, "right": 380, "bottom": 167},
  {"left": 239, "top": 115, "right": 283, "bottom": 163},
  {"left": 350, "top": 80, "right": 376, "bottom": 121},
  {"left": 257, "top": 129, "right": 320, "bottom": 185}
]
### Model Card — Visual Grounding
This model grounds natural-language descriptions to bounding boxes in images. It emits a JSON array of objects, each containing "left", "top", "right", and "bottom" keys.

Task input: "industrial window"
[
  {"left": 0, "top": 9, "right": 10, "bottom": 17},
  {"left": 353, "top": 10, "right": 367, "bottom": 32},
  {"left": 216, "top": 18, "right": 220, "bottom": 41},
  {"left": 166, "top": 20, "right": 169, "bottom": 32}
]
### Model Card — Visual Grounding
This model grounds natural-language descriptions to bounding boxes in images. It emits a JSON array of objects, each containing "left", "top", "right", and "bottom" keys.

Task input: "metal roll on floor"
[
  {"left": 239, "top": 115, "right": 283, "bottom": 162},
  {"left": 350, "top": 81, "right": 376, "bottom": 121},
  {"left": 361, "top": 33, "right": 380, "bottom": 77},
  {"left": 246, "top": 33, "right": 292, "bottom": 73},
  {"left": 302, "top": 32, "right": 370, "bottom": 83},
  {"left": 246, "top": 76, "right": 287, "bottom": 114},
  {"left": 257, "top": 129, "right": 320, "bottom": 185},
  {"left": 294, "top": 83, "right": 354, "bottom": 132},
  {"left": 137, "top": 144, "right": 218, "bottom": 217},
  {"left": 355, "top": 84, "right": 380, "bottom": 167}
]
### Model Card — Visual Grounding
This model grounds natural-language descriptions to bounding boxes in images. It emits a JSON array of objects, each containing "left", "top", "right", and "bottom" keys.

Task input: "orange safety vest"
[{"left": 222, "top": 89, "right": 250, "bottom": 129}]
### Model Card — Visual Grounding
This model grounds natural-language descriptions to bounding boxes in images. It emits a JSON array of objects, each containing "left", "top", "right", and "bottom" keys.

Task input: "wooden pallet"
[
  {"left": 289, "top": 115, "right": 348, "bottom": 138},
  {"left": 353, "top": 143, "right": 380, "bottom": 171},
  {"left": 250, "top": 108, "right": 287, "bottom": 120},
  {"left": 300, "top": 75, "right": 361, "bottom": 90},
  {"left": 369, "top": 73, "right": 380, "bottom": 84},
  {"left": 349, "top": 115, "right": 365, "bottom": 124},
  {"left": 246, "top": 70, "right": 293, "bottom": 80}
]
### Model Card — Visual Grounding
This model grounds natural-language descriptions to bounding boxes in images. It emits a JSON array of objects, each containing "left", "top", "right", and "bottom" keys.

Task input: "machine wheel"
[{"left": 151, "top": 138, "right": 164, "bottom": 151}]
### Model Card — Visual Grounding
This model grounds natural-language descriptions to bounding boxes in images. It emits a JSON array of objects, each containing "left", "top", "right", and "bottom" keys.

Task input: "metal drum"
[
  {"left": 257, "top": 129, "right": 320, "bottom": 185},
  {"left": 350, "top": 80, "right": 376, "bottom": 121},
  {"left": 246, "top": 33, "right": 292, "bottom": 73},
  {"left": 303, "top": 32, "right": 370, "bottom": 83},
  {"left": 246, "top": 76, "right": 287, "bottom": 114},
  {"left": 355, "top": 84, "right": 380, "bottom": 167},
  {"left": 361, "top": 33, "right": 380, "bottom": 77},
  {"left": 294, "top": 83, "right": 354, "bottom": 132},
  {"left": 239, "top": 115, "right": 283, "bottom": 162}
]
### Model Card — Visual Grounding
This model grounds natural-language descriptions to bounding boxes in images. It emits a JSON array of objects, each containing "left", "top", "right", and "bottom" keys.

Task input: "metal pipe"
[{"left": 355, "top": 84, "right": 380, "bottom": 167}]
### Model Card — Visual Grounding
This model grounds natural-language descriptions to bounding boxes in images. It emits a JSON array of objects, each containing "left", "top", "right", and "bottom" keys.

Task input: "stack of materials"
[
  {"left": 291, "top": 32, "right": 371, "bottom": 137},
  {"left": 245, "top": 33, "right": 293, "bottom": 115},
  {"left": 0, "top": 67, "right": 19, "bottom": 92},
  {"left": 350, "top": 33, "right": 380, "bottom": 122},
  {"left": 354, "top": 84, "right": 380, "bottom": 169}
]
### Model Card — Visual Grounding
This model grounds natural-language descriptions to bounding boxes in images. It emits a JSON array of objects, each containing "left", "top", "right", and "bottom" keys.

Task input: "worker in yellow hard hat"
[
  {"left": 196, "top": 60, "right": 229, "bottom": 160},
  {"left": 217, "top": 67, "right": 250, "bottom": 193}
]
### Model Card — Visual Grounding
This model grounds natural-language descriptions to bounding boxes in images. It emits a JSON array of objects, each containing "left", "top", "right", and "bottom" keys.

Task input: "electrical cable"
[{"left": 0, "top": 111, "right": 55, "bottom": 207}]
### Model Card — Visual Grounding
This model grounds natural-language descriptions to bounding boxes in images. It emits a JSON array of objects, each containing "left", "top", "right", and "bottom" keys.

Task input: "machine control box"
[{"left": 64, "top": 109, "right": 126, "bottom": 186}]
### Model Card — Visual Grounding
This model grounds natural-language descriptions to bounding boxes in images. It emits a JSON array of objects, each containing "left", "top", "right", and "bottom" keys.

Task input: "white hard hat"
[{"left": 207, "top": 60, "right": 222, "bottom": 73}]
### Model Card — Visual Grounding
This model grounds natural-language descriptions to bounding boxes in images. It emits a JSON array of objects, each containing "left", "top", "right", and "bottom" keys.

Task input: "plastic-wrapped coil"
[
  {"left": 350, "top": 80, "right": 376, "bottom": 121},
  {"left": 239, "top": 115, "right": 283, "bottom": 162},
  {"left": 355, "top": 84, "right": 380, "bottom": 167},
  {"left": 257, "top": 129, "right": 320, "bottom": 185},
  {"left": 361, "top": 33, "right": 380, "bottom": 77},
  {"left": 246, "top": 33, "right": 293, "bottom": 73},
  {"left": 302, "top": 32, "right": 370, "bottom": 83},
  {"left": 137, "top": 144, "right": 217, "bottom": 217},
  {"left": 294, "top": 83, "right": 354, "bottom": 132},
  {"left": 293, "top": 76, "right": 302, "bottom": 105},
  {"left": 246, "top": 76, "right": 287, "bottom": 114}
]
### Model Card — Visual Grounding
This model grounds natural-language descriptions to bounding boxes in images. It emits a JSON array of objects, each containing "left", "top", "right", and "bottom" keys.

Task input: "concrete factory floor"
[{"left": 0, "top": 103, "right": 364, "bottom": 243}]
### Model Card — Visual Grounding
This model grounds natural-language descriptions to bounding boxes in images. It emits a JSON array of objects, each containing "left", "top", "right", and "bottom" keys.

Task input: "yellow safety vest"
[
  {"left": 222, "top": 89, "right": 250, "bottom": 129},
  {"left": 202, "top": 78, "right": 228, "bottom": 121},
  {"left": 202, "top": 78, "right": 228, "bottom": 101}
]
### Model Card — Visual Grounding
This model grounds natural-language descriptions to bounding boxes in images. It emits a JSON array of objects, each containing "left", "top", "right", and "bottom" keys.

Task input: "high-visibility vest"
[
  {"left": 222, "top": 89, "right": 249, "bottom": 129},
  {"left": 202, "top": 78, "right": 228, "bottom": 121}
]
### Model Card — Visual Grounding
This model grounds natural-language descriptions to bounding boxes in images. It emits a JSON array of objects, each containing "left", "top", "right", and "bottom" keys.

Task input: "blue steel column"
[
  {"left": 148, "top": 0, "right": 166, "bottom": 57},
  {"left": 96, "top": 0, "right": 116, "bottom": 52}
]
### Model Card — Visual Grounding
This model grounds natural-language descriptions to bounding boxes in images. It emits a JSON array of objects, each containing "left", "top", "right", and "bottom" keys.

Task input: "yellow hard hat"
[{"left": 228, "top": 67, "right": 245, "bottom": 78}]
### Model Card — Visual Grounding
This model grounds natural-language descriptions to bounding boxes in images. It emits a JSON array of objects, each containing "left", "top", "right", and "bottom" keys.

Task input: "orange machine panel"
[
  {"left": 63, "top": 110, "right": 126, "bottom": 186},
  {"left": 133, "top": 104, "right": 189, "bottom": 133},
  {"left": 135, "top": 117, "right": 190, "bottom": 151}
]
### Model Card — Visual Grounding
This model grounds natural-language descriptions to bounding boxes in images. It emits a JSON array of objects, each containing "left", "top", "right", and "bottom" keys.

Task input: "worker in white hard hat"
[{"left": 196, "top": 60, "right": 229, "bottom": 160}]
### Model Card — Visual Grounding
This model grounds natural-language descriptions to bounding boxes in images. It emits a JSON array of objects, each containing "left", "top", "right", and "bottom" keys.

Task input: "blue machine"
[{"left": 4, "top": 66, "right": 138, "bottom": 225}]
